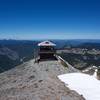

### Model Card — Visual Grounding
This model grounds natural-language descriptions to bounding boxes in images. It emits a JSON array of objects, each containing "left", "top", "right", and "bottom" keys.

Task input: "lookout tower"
[{"left": 38, "top": 41, "right": 56, "bottom": 60}]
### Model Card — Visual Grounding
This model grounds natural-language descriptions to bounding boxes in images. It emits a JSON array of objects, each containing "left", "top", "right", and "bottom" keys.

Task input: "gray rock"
[{"left": 0, "top": 59, "right": 85, "bottom": 100}]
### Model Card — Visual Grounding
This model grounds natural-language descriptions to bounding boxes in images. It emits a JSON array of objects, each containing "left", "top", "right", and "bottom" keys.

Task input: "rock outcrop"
[{"left": 0, "top": 59, "right": 85, "bottom": 100}]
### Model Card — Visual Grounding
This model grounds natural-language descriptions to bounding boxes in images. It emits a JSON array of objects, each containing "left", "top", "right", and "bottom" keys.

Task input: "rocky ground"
[{"left": 0, "top": 59, "right": 85, "bottom": 100}]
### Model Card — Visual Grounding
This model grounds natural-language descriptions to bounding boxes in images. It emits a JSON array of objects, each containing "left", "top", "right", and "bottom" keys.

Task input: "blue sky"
[{"left": 0, "top": 0, "right": 100, "bottom": 39}]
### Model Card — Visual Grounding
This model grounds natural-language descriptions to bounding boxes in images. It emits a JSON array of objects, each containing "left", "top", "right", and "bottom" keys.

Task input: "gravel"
[{"left": 0, "top": 59, "right": 85, "bottom": 100}]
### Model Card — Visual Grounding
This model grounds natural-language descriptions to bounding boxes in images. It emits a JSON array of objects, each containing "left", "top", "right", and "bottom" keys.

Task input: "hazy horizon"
[{"left": 1, "top": 34, "right": 100, "bottom": 40}]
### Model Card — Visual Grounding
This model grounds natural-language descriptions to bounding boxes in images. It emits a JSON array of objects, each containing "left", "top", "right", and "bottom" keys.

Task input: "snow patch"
[{"left": 58, "top": 73, "right": 100, "bottom": 100}]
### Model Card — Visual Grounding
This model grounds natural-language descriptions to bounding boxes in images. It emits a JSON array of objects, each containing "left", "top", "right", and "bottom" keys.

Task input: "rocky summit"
[{"left": 0, "top": 59, "right": 85, "bottom": 100}]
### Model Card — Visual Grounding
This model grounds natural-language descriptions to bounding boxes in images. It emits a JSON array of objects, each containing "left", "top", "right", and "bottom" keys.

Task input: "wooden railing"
[
  {"left": 55, "top": 55, "right": 68, "bottom": 67},
  {"left": 39, "top": 50, "right": 56, "bottom": 54},
  {"left": 55, "top": 54, "right": 78, "bottom": 72}
]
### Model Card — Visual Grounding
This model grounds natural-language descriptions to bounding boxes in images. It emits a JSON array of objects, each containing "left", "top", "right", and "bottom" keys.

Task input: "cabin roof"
[{"left": 38, "top": 41, "right": 56, "bottom": 46}]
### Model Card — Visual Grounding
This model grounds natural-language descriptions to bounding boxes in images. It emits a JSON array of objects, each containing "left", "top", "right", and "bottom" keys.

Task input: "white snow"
[
  {"left": 58, "top": 73, "right": 100, "bottom": 100},
  {"left": 93, "top": 69, "right": 98, "bottom": 78},
  {"left": 38, "top": 40, "right": 56, "bottom": 46}
]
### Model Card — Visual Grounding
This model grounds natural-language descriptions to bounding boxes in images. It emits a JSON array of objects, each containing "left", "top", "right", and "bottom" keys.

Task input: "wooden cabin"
[{"left": 38, "top": 41, "right": 56, "bottom": 59}]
